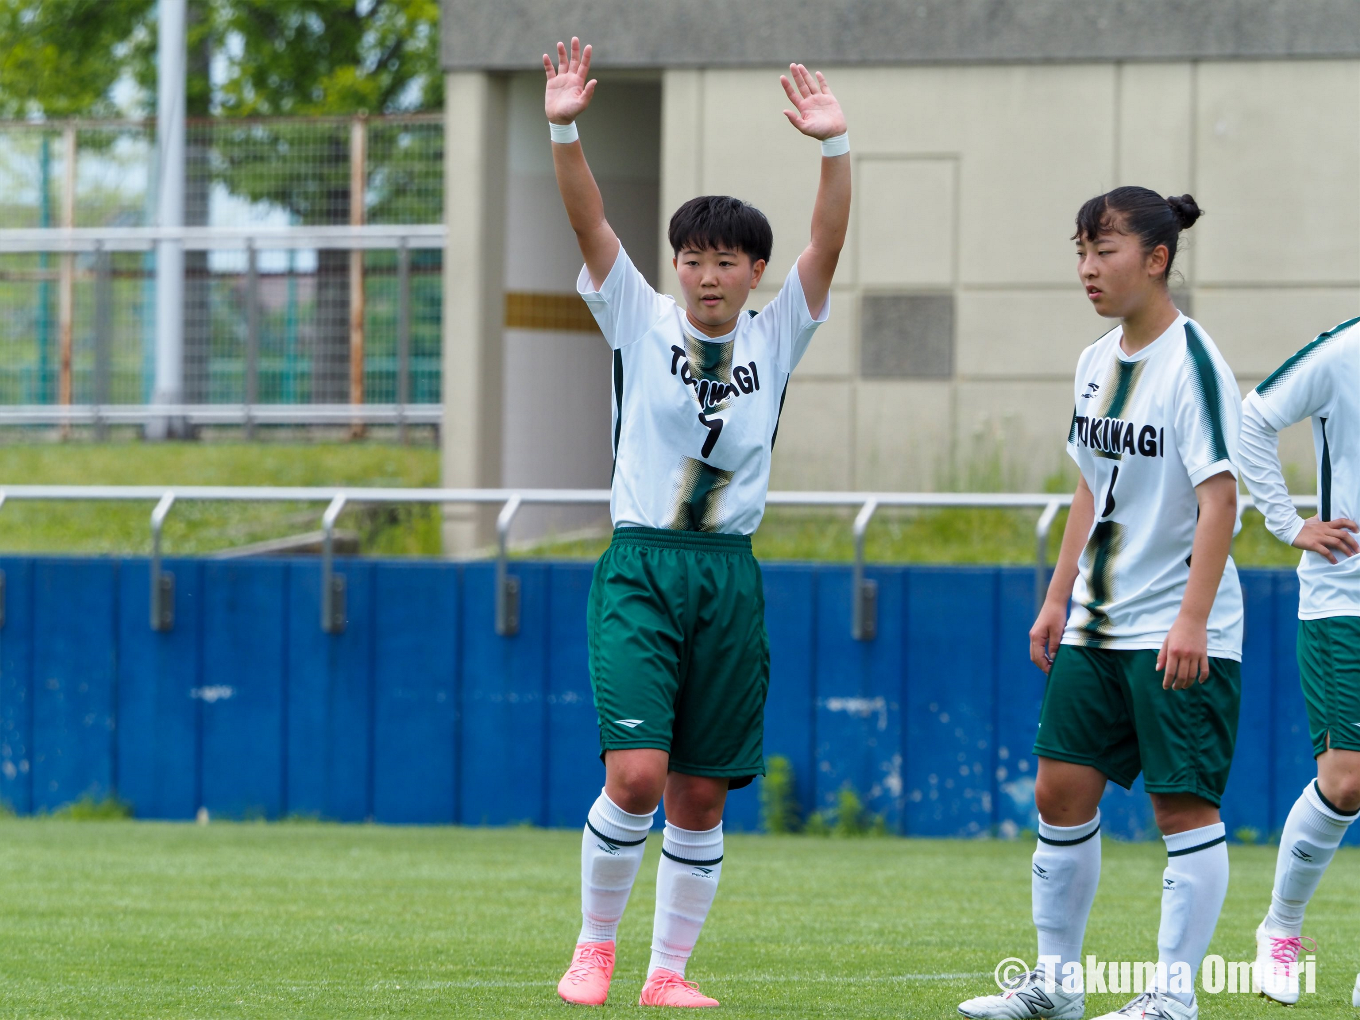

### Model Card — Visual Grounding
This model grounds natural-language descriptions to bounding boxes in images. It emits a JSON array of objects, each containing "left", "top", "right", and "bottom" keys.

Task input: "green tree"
[
  {"left": 0, "top": 0, "right": 155, "bottom": 120},
  {"left": 0, "top": 0, "right": 442, "bottom": 401}
]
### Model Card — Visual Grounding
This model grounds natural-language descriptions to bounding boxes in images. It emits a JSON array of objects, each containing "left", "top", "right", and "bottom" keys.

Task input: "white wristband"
[
  {"left": 820, "top": 132, "right": 849, "bottom": 157},
  {"left": 549, "top": 121, "right": 579, "bottom": 144}
]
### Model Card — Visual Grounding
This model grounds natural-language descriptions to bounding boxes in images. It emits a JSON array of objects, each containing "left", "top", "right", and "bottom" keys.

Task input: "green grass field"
[{"left": 1, "top": 821, "right": 1356, "bottom": 1018}]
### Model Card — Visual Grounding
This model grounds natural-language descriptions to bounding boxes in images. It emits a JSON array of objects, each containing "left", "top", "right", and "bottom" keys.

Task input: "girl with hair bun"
[{"left": 958, "top": 187, "right": 1243, "bottom": 1020}]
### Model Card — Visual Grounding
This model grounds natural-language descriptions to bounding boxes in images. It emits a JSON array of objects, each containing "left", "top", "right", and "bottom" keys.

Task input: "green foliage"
[
  {"left": 51, "top": 794, "right": 133, "bottom": 820},
  {"left": 0, "top": 0, "right": 155, "bottom": 119},
  {"left": 759, "top": 755, "right": 801, "bottom": 834},
  {"left": 833, "top": 786, "right": 887, "bottom": 837},
  {"left": 0, "top": 1, "right": 441, "bottom": 122},
  {"left": 799, "top": 784, "right": 886, "bottom": 837},
  {"left": 803, "top": 810, "right": 832, "bottom": 836},
  {"left": 1234, "top": 826, "right": 1261, "bottom": 846}
]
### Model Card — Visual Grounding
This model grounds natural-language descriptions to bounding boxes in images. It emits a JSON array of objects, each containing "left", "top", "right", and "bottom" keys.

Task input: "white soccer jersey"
[
  {"left": 578, "top": 247, "right": 826, "bottom": 534},
  {"left": 1242, "top": 316, "right": 1360, "bottom": 619},
  {"left": 1063, "top": 315, "right": 1244, "bottom": 660}
]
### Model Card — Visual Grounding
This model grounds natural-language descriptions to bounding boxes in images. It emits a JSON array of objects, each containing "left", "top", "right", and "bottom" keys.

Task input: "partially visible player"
[
  {"left": 1238, "top": 316, "right": 1360, "bottom": 1007},
  {"left": 957, "top": 188, "right": 1242, "bottom": 1020},
  {"left": 542, "top": 38, "right": 850, "bottom": 1009}
]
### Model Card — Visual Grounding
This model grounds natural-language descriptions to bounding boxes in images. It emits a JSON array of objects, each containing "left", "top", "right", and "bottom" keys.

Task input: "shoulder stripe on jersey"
[
  {"left": 1184, "top": 321, "right": 1230, "bottom": 465},
  {"left": 611, "top": 348, "right": 624, "bottom": 465},
  {"left": 770, "top": 380, "right": 791, "bottom": 451},
  {"left": 1321, "top": 417, "right": 1333, "bottom": 522},
  {"left": 1257, "top": 315, "right": 1360, "bottom": 397},
  {"left": 1097, "top": 359, "right": 1144, "bottom": 420}
]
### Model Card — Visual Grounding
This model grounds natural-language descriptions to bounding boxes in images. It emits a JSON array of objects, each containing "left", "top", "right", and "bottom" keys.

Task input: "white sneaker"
[
  {"left": 1090, "top": 991, "right": 1195, "bottom": 1020},
  {"left": 957, "top": 971, "right": 1084, "bottom": 1019},
  {"left": 1251, "top": 922, "right": 1313, "bottom": 1005},
  {"left": 1351, "top": 970, "right": 1359, "bottom": 1008}
]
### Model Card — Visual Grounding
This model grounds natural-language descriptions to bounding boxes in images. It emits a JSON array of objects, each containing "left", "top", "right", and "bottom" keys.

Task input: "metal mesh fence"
[{"left": 0, "top": 115, "right": 443, "bottom": 409}]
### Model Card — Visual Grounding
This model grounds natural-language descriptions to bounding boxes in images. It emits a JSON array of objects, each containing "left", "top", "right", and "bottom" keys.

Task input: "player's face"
[
  {"left": 673, "top": 248, "right": 767, "bottom": 332},
  {"left": 1075, "top": 224, "right": 1168, "bottom": 319}
]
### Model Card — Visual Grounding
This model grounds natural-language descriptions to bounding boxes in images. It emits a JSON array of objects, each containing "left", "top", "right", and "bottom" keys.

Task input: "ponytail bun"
[{"left": 1166, "top": 194, "right": 1202, "bottom": 230}]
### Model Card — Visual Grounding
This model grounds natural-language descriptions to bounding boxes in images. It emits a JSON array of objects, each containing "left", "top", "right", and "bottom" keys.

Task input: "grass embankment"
[
  {"left": 0, "top": 821, "right": 1353, "bottom": 1018},
  {"left": 0, "top": 442, "right": 1308, "bottom": 566},
  {"left": 0, "top": 443, "right": 441, "bottom": 556}
]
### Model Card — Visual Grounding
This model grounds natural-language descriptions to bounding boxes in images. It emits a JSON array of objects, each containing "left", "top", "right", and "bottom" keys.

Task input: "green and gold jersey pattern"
[{"left": 1063, "top": 314, "right": 1243, "bottom": 660}]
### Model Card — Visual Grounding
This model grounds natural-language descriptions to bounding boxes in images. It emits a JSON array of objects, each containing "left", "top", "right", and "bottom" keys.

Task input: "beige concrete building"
[{"left": 441, "top": 0, "right": 1360, "bottom": 549}]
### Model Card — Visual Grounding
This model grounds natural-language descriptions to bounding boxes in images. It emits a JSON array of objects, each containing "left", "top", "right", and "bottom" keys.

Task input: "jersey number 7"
[{"left": 698, "top": 412, "right": 723, "bottom": 458}]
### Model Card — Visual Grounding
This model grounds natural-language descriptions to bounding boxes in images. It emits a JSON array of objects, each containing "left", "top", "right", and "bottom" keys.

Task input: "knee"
[
  {"left": 606, "top": 765, "right": 667, "bottom": 815},
  {"left": 1034, "top": 777, "right": 1090, "bottom": 826},
  {"left": 1318, "top": 775, "right": 1360, "bottom": 814},
  {"left": 1150, "top": 794, "right": 1217, "bottom": 835}
]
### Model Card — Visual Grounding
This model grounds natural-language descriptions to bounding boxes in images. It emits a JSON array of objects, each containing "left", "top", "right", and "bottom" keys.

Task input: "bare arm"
[
  {"left": 1157, "top": 472, "right": 1237, "bottom": 689},
  {"left": 780, "top": 65, "right": 850, "bottom": 317},
  {"left": 544, "top": 38, "right": 619, "bottom": 289},
  {"left": 1029, "top": 475, "right": 1096, "bottom": 673}
]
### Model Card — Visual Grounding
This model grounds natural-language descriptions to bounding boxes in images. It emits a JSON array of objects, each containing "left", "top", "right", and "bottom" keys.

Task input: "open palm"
[
  {"left": 543, "top": 37, "right": 596, "bottom": 125},
  {"left": 780, "top": 64, "right": 847, "bottom": 140}
]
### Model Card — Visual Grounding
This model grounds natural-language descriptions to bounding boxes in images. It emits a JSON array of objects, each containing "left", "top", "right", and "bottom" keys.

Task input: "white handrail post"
[
  {"left": 150, "top": 491, "right": 177, "bottom": 630},
  {"left": 852, "top": 498, "right": 879, "bottom": 641},
  {"left": 1034, "top": 498, "right": 1063, "bottom": 616},
  {"left": 496, "top": 494, "right": 523, "bottom": 637},
  {"left": 321, "top": 494, "right": 348, "bottom": 633}
]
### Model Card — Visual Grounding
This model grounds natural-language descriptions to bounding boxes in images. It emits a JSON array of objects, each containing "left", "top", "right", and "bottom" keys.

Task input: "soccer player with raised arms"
[
  {"left": 958, "top": 188, "right": 1243, "bottom": 1020},
  {"left": 1237, "top": 316, "right": 1360, "bottom": 1008},
  {"left": 542, "top": 37, "right": 850, "bottom": 1008}
]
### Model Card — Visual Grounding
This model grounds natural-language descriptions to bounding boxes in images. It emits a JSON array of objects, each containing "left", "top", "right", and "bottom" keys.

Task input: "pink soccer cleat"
[
  {"left": 639, "top": 968, "right": 720, "bottom": 1007},
  {"left": 557, "top": 940, "right": 615, "bottom": 1005}
]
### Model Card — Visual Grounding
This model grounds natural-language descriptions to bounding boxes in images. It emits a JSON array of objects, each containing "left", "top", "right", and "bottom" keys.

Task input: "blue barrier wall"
[{"left": 0, "top": 556, "right": 1337, "bottom": 842}]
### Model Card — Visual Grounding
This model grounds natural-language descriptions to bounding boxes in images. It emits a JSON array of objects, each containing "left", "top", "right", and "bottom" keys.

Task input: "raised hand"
[
  {"left": 780, "top": 64, "right": 847, "bottom": 141},
  {"left": 544, "top": 37, "right": 597, "bottom": 125}
]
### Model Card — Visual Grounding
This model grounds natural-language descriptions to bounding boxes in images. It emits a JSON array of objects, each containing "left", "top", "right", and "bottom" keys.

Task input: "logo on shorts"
[{"left": 615, "top": 718, "right": 644, "bottom": 729}]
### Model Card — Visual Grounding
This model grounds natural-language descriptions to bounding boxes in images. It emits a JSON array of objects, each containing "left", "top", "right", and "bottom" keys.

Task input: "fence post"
[
  {"left": 851, "top": 499, "right": 879, "bottom": 641},
  {"left": 348, "top": 114, "right": 368, "bottom": 439},
  {"left": 321, "top": 494, "right": 348, "bottom": 633},
  {"left": 58, "top": 124, "right": 76, "bottom": 437},
  {"left": 150, "top": 492, "right": 176, "bottom": 631},
  {"left": 397, "top": 238, "right": 410, "bottom": 444},
  {"left": 245, "top": 240, "right": 259, "bottom": 440},
  {"left": 93, "top": 242, "right": 112, "bottom": 440}
]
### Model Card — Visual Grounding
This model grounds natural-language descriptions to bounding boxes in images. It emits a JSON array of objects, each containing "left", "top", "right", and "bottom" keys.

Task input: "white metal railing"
[
  {"left": 0, "top": 224, "right": 444, "bottom": 431},
  {"left": 0, "top": 486, "right": 1316, "bottom": 640},
  {"left": 0, "top": 224, "right": 445, "bottom": 253}
]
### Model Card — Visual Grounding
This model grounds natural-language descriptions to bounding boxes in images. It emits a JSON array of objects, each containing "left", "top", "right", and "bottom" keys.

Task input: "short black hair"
[
  {"left": 668, "top": 195, "right": 773, "bottom": 266},
  {"left": 1073, "top": 186, "right": 1203, "bottom": 282}
]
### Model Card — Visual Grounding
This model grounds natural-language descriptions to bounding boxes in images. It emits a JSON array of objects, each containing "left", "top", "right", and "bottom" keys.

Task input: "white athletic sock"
[
  {"left": 1157, "top": 821, "right": 1229, "bottom": 1006},
  {"left": 578, "top": 790, "right": 655, "bottom": 943},
  {"left": 648, "top": 821, "right": 723, "bottom": 977},
  {"left": 1032, "top": 811, "right": 1102, "bottom": 975},
  {"left": 1265, "top": 780, "right": 1357, "bottom": 936}
]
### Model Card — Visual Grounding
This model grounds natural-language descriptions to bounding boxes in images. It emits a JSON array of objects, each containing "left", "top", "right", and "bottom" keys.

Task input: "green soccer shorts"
[
  {"left": 587, "top": 526, "right": 770, "bottom": 788},
  {"left": 1297, "top": 617, "right": 1360, "bottom": 757},
  {"left": 1032, "top": 645, "right": 1242, "bottom": 805}
]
